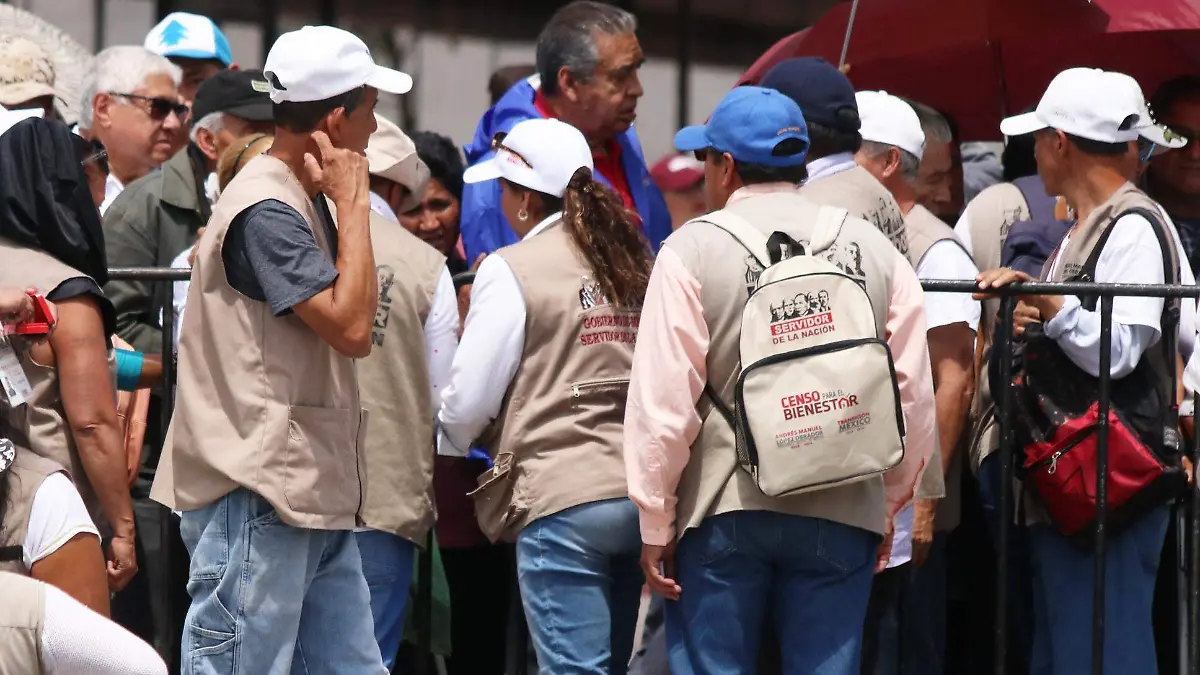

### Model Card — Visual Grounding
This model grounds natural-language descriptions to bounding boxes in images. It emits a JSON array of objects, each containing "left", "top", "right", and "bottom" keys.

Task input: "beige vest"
[
  {"left": 964, "top": 183, "right": 1031, "bottom": 473},
  {"left": 0, "top": 571, "right": 44, "bottom": 673},
  {"left": 0, "top": 449, "right": 64, "bottom": 574},
  {"left": 798, "top": 165, "right": 909, "bottom": 258},
  {"left": 0, "top": 241, "right": 106, "bottom": 527},
  {"left": 151, "top": 155, "right": 367, "bottom": 530},
  {"left": 670, "top": 191, "right": 898, "bottom": 539},
  {"left": 355, "top": 209, "right": 445, "bottom": 543},
  {"left": 472, "top": 221, "right": 638, "bottom": 542}
]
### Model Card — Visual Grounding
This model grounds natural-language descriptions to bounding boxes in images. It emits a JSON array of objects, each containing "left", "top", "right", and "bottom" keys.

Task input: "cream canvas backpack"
[{"left": 700, "top": 206, "right": 906, "bottom": 497}]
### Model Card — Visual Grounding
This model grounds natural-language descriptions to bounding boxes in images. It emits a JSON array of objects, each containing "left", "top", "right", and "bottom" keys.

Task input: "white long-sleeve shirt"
[
  {"left": 1044, "top": 212, "right": 1195, "bottom": 378},
  {"left": 436, "top": 212, "right": 562, "bottom": 456}
]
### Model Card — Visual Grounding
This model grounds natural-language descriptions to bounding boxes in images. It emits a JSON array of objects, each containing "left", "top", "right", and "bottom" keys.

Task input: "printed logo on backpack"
[{"left": 699, "top": 207, "right": 907, "bottom": 498}]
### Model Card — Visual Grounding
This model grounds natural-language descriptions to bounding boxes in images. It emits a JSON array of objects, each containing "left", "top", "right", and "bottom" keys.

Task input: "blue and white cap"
[{"left": 144, "top": 12, "right": 233, "bottom": 67}]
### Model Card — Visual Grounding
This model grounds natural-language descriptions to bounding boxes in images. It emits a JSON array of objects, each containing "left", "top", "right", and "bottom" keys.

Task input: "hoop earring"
[{"left": 517, "top": 208, "right": 529, "bottom": 222}]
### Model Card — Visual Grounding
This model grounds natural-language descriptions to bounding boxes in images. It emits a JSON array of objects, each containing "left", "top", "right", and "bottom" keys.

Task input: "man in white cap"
[
  {"left": 150, "top": 25, "right": 413, "bottom": 674},
  {"left": 854, "top": 90, "right": 978, "bottom": 675},
  {"left": 977, "top": 67, "right": 1193, "bottom": 674},
  {"left": 355, "top": 114, "right": 458, "bottom": 670}
]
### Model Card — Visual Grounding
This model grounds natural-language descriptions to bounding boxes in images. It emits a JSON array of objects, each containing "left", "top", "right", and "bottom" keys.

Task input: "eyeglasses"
[
  {"left": 491, "top": 132, "right": 532, "bottom": 169},
  {"left": 108, "top": 92, "right": 190, "bottom": 123},
  {"left": 81, "top": 138, "right": 108, "bottom": 174},
  {"left": 1138, "top": 137, "right": 1157, "bottom": 163}
]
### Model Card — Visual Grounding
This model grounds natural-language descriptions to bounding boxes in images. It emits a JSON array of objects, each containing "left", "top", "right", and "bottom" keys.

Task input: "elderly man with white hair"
[
  {"left": 854, "top": 90, "right": 979, "bottom": 675},
  {"left": 79, "top": 46, "right": 186, "bottom": 214},
  {"left": 104, "top": 68, "right": 272, "bottom": 354}
]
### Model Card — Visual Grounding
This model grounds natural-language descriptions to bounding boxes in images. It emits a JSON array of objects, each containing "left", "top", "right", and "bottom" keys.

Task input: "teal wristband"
[{"left": 114, "top": 349, "right": 144, "bottom": 392}]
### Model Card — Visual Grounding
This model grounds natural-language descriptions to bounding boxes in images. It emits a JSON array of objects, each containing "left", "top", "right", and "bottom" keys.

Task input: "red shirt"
[{"left": 533, "top": 91, "right": 636, "bottom": 212}]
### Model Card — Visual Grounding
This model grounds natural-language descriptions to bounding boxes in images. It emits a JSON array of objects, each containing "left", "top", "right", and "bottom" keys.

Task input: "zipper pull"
[
  {"left": 572, "top": 384, "right": 581, "bottom": 398},
  {"left": 1048, "top": 450, "right": 1063, "bottom": 475}
]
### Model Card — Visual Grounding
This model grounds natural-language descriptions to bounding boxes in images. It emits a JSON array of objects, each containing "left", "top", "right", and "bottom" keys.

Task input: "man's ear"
[
  {"left": 719, "top": 152, "right": 737, "bottom": 190},
  {"left": 92, "top": 93, "right": 114, "bottom": 130},
  {"left": 880, "top": 146, "right": 902, "bottom": 179},
  {"left": 557, "top": 67, "right": 582, "bottom": 104},
  {"left": 322, "top": 106, "right": 348, "bottom": 147},
  {"left": 195, "top": 128, "right": 220, "bottom": 163}
]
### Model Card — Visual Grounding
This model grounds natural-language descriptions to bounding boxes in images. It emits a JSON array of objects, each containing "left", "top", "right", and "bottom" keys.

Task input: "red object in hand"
[{"left": 8, "top": 291, "right": 53, "bottom": 337}]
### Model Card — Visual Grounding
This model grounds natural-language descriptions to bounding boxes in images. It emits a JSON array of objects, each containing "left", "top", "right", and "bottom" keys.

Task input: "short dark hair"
[
  {"left": 273, "top": 86, "right": 367, "bottom": 133},
  {"left": 536, "top": 1, "right": 637, "bottom": 96},
  {"left": 411, "top": 131, "right": 465, "bottom": 203},
  {"left": 805, "top": 121, "right": 862, "bottom": 159},
  {"left": 1151, "top": 76, "right": 1200, "bottom": 122},
  {"left": 1066, "top": 133, "right": 1128, "bottom": 157}
]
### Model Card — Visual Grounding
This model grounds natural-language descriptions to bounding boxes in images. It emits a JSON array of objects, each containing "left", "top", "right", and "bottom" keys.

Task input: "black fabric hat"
[
  {"left": 760, "top": 57, "right": 861, "bottom": 134},
  {"left": 191, "top": 69, "right": 273, "bottom": 125}
]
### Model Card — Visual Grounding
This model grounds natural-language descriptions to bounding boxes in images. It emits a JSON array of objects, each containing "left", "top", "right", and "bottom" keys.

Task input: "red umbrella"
[{"left": 738, "top": 0, "right": 1200, "bottom": 140}]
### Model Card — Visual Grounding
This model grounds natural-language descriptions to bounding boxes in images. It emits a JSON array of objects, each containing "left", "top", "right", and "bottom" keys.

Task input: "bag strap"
[
  {"left": 703, "top": 378, "right": 752, "bottom": 468},
  {"left": 698, "top": 210, "right": 771, "bottom": 267}
]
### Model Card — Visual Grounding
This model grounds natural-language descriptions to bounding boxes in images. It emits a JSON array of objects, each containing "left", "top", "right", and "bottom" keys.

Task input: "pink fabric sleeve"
[
  {"left": 624, "top": 246, "right": 710, "bottom": 546},
  {"left": 883, "top": 252, "right": 938, "bottom": 518}
]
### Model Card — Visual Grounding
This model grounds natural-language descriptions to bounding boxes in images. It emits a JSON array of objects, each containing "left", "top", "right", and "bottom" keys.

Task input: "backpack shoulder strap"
[
  {"left": 810, "top": 206, "right": 849, "bottom": 254},
  {"left": 695, "top": 210, "right": 771, "bottom": 267}
]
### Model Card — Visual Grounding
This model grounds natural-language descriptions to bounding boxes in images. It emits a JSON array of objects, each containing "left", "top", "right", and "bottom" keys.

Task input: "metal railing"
[{"left": 107, "top": 269, "right": 1200, "bottom": 675}]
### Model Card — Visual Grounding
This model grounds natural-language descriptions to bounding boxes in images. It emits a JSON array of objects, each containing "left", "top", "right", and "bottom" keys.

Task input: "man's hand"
[
  {"left": 876, "top": 517, "right": 895, "bottom": 573},
  {"left": 641, "top": 542, "right": 681, "bottom": 601},
  {"left": 1013, "top": 301, "right": 1041, "bottom": 338},
  {"left": 912, "top": 500, "right": 937, "bottom": 567},
  {"left": 106, "top": 534, "right": 138, "bottom": 591},
  {"left": 303, "top": 130, "right": 369, "bottom": 210},
  {"left": 974, "top": 268, "right": 1065, "bottom": 323}
]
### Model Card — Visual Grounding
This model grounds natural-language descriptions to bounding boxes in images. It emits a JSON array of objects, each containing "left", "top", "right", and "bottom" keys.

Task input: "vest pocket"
[
  {"left": 283, "top": 405, "right": 359, "bottom": 517},
  {"left": 468, "top": 452, "right": 527, "bottom": 542}
]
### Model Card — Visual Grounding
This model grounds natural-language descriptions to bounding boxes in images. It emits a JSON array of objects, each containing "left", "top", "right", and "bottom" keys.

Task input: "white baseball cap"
[
  {"left": 855, "top": 90, "right": 925, "bottom": 160},
  {"left": 366, "top": 113, "right": 429, "bottom": 213},
  {"left": 463, "top": 118, "right": 593, "bottom": 198},
  {"left": 1001, "top": 68, "right": 1187, "bottom": 149},
  {"left": 263, "top": 26, "right": 413, "bottom": 105}
]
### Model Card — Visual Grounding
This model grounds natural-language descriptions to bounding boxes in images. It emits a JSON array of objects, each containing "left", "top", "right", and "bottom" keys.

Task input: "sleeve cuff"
[
  {"left": 435, "top": 425, "right": 470, "bottom": 458},
  {"left": 1044, "top": 296, "right": 1081, "bottom": 339},
  {"left": 639, "top": 514, "right": 676, "bottom": 546}
]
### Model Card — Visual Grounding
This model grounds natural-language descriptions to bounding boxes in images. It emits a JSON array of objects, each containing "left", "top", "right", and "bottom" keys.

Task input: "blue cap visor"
[{"left": 674, "top": 125, "right": 711, "bottom": 153}]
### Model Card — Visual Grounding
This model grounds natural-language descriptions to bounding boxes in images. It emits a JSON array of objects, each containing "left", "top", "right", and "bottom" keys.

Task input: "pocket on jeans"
[
  {"left": 815, "top": 520, "right": 874, "bottom": 573},
  {"left": 186, "top": 576, "right": 237, "bottom": 669},
  {"left": 283, "top": 405, "right": 358, "bottom": 516}
]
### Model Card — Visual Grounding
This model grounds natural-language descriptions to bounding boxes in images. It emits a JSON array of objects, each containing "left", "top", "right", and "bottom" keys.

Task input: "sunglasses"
[
  {"left": 109, "top": 92, "right": 190, "bottom": 123},
  {"left": 80, "top": 138, "right": 108, "bottom": 174},
  {"left": 491, "top": 132, "right": 532, "bottom": 169}
]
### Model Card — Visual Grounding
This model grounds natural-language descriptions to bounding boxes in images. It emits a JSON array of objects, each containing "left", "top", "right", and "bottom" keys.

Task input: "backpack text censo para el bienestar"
[{"left": 698, "top": 206, "right": 906, "bottom": 497}]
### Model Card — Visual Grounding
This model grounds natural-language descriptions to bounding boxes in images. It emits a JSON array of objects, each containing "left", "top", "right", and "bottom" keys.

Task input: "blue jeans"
[
  {"left": 977, "top": 453, "right": 1036, "bottom": 666},
  {"left": 665, "top": 511, "right": 879, "bottom": 675},
  {"left": 516, "top": 498, "right": 644, "bottom": 675},
  {"left": 355, "top": 530, "right": 416, "bottom": 669},
  {"left": 179, "top": 488, "right": 386, "bottom": 675},
  {"left": 1028, "top": 504, "right": 1170, "bottom": 675}
]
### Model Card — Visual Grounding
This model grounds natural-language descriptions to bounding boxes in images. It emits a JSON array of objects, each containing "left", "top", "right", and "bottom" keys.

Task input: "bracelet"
[{"left": 114, "top": 348, "right": 144, "bottom": 391}]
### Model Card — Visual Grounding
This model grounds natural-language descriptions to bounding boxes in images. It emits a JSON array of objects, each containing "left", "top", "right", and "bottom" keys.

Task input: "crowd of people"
[{"left": 2, "top": 1, "right": 1200, "bottom": 674}]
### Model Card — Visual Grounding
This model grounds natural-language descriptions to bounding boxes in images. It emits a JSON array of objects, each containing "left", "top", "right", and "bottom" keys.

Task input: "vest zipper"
[{"left": 570, "top": 377, "right": 631, "bottom": 398}]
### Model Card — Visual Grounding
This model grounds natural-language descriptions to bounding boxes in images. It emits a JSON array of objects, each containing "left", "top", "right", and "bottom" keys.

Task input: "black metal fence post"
[
  {"left": 995, "top": 293, "right": 1017, "bottom": 675},
  {"left": 1192, "top": 391, "right": 1200, "bottom": 671},
  {"left": 1093, "top": 296, "right": 1114, "bottom": 675}
]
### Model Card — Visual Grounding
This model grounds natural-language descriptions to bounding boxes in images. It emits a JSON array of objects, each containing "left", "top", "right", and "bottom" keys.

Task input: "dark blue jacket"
[{"left": 460, "top": 79, "right": 672, "bottom": 262}]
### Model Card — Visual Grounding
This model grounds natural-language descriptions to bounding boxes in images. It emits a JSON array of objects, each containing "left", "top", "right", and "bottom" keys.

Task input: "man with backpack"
[
  {"left": 976, "top": 67, "right": 1193, "bottom": 675},
  {"left": 624, "top": 85, "right": 937, "bottom": 673},
  {"left": 853, "top": 91, "right": 979, "bottom": 675}
]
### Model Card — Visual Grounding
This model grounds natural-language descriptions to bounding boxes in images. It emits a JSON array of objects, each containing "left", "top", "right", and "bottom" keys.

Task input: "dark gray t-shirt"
[{"left": 221, "top": 198, "right": 339, "bottom": 316}]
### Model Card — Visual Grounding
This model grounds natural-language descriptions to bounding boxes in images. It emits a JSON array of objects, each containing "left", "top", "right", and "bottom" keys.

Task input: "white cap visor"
[
  {"left": 1139, "top": 123, "right": 1188, "bottom": 150},
  {"left": 463, "top": 148, "right": 566, "bottom": 197},
  {"left": 1000, "top": 111, "right": 1050, "bottom": 138},
  {"left": 366, "top": 65, "right": 414, "bottom": 95}
]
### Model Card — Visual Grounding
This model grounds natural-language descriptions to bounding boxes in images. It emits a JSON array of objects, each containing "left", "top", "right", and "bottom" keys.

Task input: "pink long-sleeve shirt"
[{"left": 624, "top": 187, "right": 938, "bottom": 546}]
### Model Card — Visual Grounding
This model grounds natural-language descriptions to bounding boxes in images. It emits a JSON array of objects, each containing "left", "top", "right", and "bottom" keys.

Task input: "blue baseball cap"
[
  {"left": 674, "top": 86, "right": 809, "bottom": 167},
  {"left": 145, "top": 12, "right": 233, "bottom": 66},
  {"left": 760, "top": 57, "right": 860, "bottom": 133}
]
